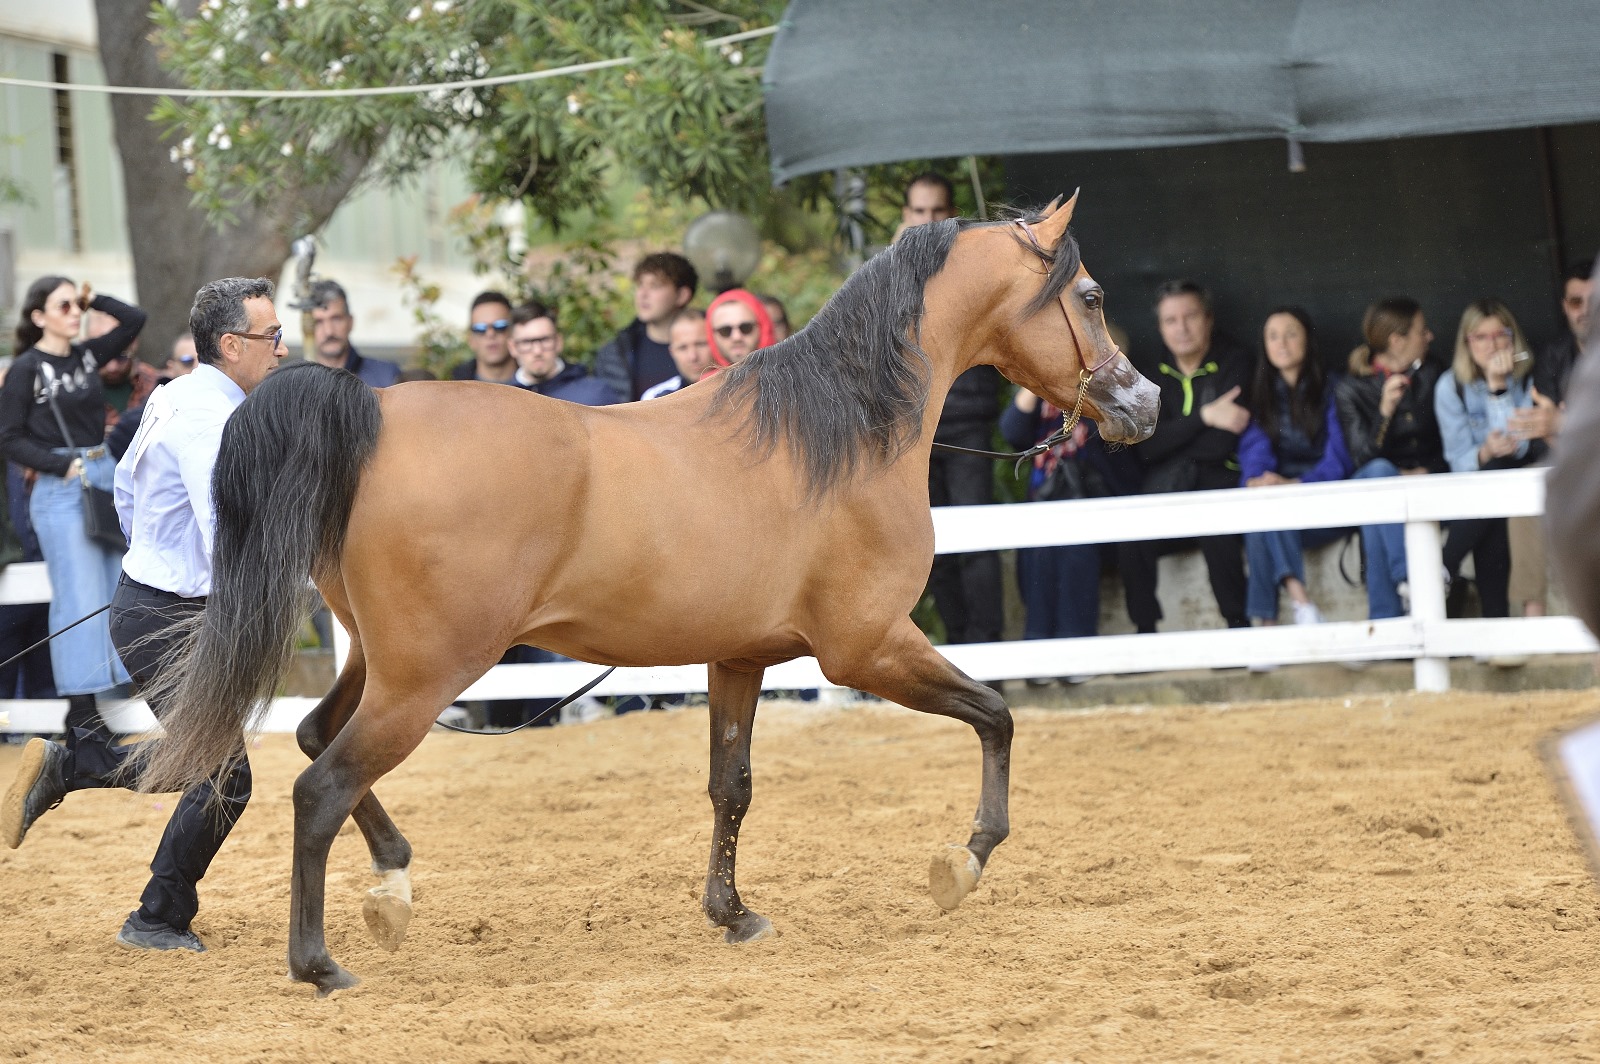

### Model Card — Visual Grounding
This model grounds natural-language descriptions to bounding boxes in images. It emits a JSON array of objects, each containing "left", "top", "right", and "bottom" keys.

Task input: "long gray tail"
[{"left": 134, "top": 362, "right": 382, "bottom": 794}]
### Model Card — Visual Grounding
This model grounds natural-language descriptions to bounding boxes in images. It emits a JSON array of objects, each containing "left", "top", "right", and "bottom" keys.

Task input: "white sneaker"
[{"left": 1292, "top": 602, "right": 1324, "bottom": 625}]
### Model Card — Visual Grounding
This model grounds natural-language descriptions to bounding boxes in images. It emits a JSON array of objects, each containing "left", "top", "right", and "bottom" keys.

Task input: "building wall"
[{"left": 0, "top": 16, "right": 493, "bottom": 361}]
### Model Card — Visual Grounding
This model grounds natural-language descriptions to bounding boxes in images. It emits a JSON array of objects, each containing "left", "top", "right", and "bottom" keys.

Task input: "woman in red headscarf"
[{"left": 705, "top": 289, "right": 776, "bottom": 372}]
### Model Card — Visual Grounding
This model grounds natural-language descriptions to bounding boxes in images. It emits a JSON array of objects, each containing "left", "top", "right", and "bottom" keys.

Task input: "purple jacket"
[{"left": 1237, "top": 392, "right": 1353, "bottom": 485}]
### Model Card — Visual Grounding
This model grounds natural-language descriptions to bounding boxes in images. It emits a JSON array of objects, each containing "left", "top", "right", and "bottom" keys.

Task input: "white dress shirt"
[{"left": 114, "top": 363, "right": 246, "bottom": 598}]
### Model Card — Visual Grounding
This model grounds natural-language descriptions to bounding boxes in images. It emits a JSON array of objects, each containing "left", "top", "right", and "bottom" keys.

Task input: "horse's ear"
[{"left": 1034, "top": 189, "right": 1080, "bottom": 248}]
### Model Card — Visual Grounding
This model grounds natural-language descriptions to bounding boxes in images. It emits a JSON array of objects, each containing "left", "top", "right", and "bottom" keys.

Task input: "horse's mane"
[{"left": 704, "top": 209, "right": 1083, "bottom": 498}]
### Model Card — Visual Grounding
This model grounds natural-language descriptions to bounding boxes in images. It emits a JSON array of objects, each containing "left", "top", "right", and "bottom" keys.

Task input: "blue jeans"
[
  {"left": 1018, "top": 543, "right": 1101, "bottom": 639},
  {"left": 29, "top": 450, "right": 129, "bottom": 695},
  {"left": 1352, "top": 458, "right": 1409, "bottom": 619},
  {"left": 1244, "top": 526, "right": 1348, "bottom": 621}
]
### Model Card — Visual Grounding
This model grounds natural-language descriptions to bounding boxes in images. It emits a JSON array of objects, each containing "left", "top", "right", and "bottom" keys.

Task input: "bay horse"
[{"left": 136, "top": 194, "right": 1158, "bottom": 995}]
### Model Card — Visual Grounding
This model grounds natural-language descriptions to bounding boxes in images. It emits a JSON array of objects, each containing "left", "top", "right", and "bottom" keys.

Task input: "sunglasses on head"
[
  {"left": 714, "top": 322, "right": 758, "bottom": 339},
  {"left": 470, "top": 319, "right": 511, "bottom": 335}
]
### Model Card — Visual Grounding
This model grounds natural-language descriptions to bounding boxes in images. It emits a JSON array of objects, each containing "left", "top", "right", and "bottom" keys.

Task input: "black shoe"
[
  {"left": 2, "top": 737, "right": 67, "bottom": 849},
  {"left": 116, "top": 916, "right": 206, "bottom": 953}
]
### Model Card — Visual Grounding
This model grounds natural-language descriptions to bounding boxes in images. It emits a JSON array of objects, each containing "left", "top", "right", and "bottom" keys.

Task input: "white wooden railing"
[{"left": 2, "top": 467, "right": 1593, "bottom": 734}]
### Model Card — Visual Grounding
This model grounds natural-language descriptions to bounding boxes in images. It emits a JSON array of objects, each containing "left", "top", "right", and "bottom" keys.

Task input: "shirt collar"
[{"left": 191, "top": 361, "right": 248, "bottom": 406}]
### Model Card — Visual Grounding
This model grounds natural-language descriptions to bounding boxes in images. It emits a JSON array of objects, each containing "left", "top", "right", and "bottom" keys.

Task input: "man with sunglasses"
[
  {"left": 3, "top": 277, "right": 285, "bottom": 953},
  {"left": 450, "top": 291, "right": 518, "bottom": 383},
  {"left": 166, "top": 332, "right": 198, "bottom": 379}
]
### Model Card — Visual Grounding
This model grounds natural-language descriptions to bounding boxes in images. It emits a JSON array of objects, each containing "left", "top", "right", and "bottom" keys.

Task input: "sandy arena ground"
[{"left": 4, "top": 689, "right": 1600, "bottom": 1062}]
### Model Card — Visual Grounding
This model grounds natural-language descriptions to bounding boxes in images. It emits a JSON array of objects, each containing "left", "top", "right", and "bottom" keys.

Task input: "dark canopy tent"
[{"left": 764, "top": 0, "right": 1600, "bottom": 368}]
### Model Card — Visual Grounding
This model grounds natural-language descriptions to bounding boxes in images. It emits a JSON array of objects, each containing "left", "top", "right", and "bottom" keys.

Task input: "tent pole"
[{"left": 1535, "top": 126, "right": 1567, "bottom": 296}]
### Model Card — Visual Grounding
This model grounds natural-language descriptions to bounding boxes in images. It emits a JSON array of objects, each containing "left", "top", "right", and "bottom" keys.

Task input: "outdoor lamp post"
[{"left": 683, "top": 211, "right": 761, "bottom": 293}]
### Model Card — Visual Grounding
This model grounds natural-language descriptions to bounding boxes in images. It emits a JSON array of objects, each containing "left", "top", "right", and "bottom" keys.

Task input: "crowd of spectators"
[{"left": 0, "top": 185, "right": 1591, "bottom": 725}]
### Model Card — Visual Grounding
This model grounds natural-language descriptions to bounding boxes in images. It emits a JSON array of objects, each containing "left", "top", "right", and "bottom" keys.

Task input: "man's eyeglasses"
[
  {"left": 1564, "top": 295, "right": 1588, "bottom": 309},
  {"left": 512, "top": 335, "right": 559, "bottom": 350},
  {"left": 714, "top": 322, "right": 758, "bottom": 339},
  {"left": 175, "top": 356, "right": 196, "bottom": 365},
  {"left": 232, "top": 328, "right": 284, "bottom": 347},
  {"left": 469, "top": 319, "right": 511, "bottom": 335}
]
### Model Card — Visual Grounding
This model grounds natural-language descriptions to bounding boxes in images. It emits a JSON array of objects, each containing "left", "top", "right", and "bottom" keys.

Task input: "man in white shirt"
[{"left": 0, "top": 277, "right": 285, "bottom": 952}]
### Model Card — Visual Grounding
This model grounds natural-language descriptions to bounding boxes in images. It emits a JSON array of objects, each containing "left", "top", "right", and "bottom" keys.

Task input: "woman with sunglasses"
[
  {"left": 0, "top": 276, "right": 145, "bottom": 739},
  {"left": 705, "top": 289, "right": 776, "bottom": 371}
]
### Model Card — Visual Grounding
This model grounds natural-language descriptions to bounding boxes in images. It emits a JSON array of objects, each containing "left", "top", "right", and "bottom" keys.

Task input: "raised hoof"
[
  {"left": 721, "top": 913, "right": 776, "bottom": 944},
  {"left": 929, "top": 845, "right": 982, "bottom": 911},
  {"left": 362, "top": 891, "right": 412, "bottom": 952}
]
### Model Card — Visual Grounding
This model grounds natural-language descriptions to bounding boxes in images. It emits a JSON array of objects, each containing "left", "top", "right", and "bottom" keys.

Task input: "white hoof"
[
  {"left": 928, "top": 845, "right": 982, "bottom": 911},
  {"left": 363, "top": 866, "right": 413, "bottom": 952}
]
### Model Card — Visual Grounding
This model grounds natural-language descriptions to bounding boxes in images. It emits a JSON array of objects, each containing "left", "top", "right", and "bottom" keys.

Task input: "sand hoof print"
[
  {"left": 362, "top": 891, "right": 412, "bottom": 952},
  {"left": 928, "top": 845, "right": 982, "bottom": 911}
]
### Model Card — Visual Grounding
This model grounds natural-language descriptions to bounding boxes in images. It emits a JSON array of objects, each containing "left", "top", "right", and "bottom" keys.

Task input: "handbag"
[{"left": 40, "top": 365, "right": 128, "bottom": 552}]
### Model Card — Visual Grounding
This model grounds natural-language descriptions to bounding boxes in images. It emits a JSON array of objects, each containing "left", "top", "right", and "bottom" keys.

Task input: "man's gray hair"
[
  {"left": 310, "top": 278, "right": 349, "bottom": 312},
  {"left": 191, "top": 277, "right": 275, "bottom": 365}
]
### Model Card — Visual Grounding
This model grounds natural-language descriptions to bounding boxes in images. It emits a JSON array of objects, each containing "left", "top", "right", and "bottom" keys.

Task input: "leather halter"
[{"left": 930, "top": 220, "right": 1122, "bottom": 465}]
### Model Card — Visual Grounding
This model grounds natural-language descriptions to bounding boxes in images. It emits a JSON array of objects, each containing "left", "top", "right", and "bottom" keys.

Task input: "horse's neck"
[{"left": 914, "top": 260, "right": 1004, "bottom": 444}]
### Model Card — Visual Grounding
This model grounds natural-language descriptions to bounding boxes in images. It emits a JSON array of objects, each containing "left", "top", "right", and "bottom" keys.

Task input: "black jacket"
[
  {"left": 1535, "top": 331, "right": 1581, "bottom": 406},
  {"left": 1135, "top": 333, "right": 1251, "bottom": 472},
  {"left": 1334, "top": 358, "right": 1447, "bottom": 472}
]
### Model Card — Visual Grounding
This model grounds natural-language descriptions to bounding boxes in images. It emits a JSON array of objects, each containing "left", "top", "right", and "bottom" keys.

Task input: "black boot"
[{"left": 1, "top": 737, "right": 68, "bottom": 848}]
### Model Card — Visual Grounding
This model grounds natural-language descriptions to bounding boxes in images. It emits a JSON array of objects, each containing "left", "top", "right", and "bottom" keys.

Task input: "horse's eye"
[{"left": 1083, "top": 290, "right": 1102, "bottom": 311}]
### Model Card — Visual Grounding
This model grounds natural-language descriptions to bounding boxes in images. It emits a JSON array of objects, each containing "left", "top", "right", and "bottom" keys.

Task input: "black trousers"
[
  {"left": 62, "top": 574, "right": 252, "bottom": 932},
  {"left": 1118, "top": 468, "right": 1248, "bottom": 633},
  {"left": 927, "top": 431, "right": 1004, "bottom": 644},
  {"left": 1443, "top": 517, "right": 1511, "bottom": 618}
]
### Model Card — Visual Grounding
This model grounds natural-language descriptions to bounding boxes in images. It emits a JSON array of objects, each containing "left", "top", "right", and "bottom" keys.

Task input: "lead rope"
[{"left": 432, "top": 665, "right": 617, "bottom": 735}]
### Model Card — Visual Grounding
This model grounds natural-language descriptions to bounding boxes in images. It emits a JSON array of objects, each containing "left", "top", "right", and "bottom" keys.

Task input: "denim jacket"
[{"left": 1433, "top": 372, "right": 1531, "bottom": 472}]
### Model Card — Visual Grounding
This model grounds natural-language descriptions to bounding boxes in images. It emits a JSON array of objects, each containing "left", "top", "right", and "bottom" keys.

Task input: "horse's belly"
[{"left": 529, "top": 617, "right": 810, "bottom": 670}]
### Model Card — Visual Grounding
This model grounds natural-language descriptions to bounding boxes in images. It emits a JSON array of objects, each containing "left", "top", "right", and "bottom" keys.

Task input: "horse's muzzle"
[{"left": 1086, "top": 354, "right": 1160, "bottom": 444}]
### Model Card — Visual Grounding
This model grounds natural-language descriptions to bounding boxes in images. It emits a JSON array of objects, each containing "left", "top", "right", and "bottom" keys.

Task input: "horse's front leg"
[
  {"left": 702, "top": 661, "right": 774, "bottom": 943},
  {"left": 830, "top": 620, "right": 1012, "bottom": 911}
]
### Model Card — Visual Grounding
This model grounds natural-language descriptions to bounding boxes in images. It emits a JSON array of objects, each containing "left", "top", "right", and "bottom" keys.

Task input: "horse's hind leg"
[
  {"left": 295, "top": 644, "right": 415, "bottom": 952},
  {"left": 289, "top": 682, "right": 442, "bottom": 996},
  {"left": 829, "top": 620, "right": 1013, "bottom": 912},
  {"left": 702, "top": 661, "right": 774, "bottom": 944}
]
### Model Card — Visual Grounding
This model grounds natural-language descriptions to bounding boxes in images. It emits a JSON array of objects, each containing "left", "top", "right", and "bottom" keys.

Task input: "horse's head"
[{"left": 985, "top": 194, "right": 1159, "bottom": 445}]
